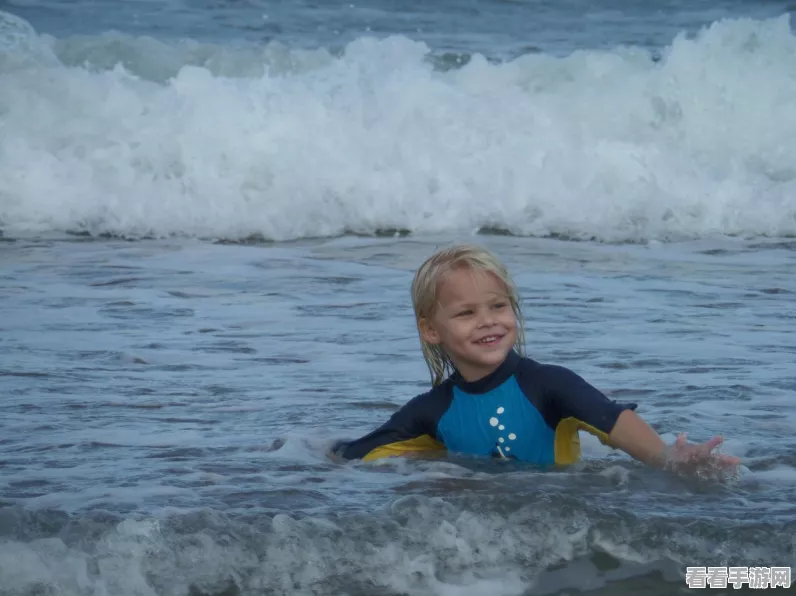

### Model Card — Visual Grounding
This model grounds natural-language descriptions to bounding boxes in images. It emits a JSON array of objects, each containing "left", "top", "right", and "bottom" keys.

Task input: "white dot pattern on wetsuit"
[{"left": 488, "top": 406, "right": 516, "bottom": 456}]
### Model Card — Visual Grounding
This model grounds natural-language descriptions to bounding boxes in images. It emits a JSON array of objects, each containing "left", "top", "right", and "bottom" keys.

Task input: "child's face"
[{"left": 420, "top": 266, "right": 518, "bottom": 382}]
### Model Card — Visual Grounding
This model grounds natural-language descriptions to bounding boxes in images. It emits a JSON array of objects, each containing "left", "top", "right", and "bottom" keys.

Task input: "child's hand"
[
  {"left": 608, "top": 411, "right": 741, "bottom": 478},
  {"left": 664, "top": 433, "right": 741, "bottom": 476}
]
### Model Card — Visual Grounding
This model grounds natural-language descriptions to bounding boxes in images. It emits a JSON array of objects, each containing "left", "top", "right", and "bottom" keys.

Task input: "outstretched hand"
[
  {"left": 664, "top": 433, "right": 741, "bottom": 476},
  {"left": 609, "top": 410, "right": 741, "bottom": 479}
]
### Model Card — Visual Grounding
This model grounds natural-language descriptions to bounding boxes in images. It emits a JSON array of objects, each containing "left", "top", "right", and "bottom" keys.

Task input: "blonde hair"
[{"left": 410, "top": 244, "right": 526, "bottom": 386}]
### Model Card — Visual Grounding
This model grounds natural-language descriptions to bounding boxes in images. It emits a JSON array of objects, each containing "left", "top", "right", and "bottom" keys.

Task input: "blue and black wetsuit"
[{"left": 333, "top": 350, "right": 637, "bottom": 465}]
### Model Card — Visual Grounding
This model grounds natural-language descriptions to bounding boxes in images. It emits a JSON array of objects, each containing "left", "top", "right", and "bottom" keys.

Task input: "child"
[{"left": 332, "top": 244, "right": 740, "bottom": 474}]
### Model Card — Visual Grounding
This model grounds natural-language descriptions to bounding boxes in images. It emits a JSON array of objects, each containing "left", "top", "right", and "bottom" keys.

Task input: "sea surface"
[{"left": 2, "top": 1, "right": 796, "bottom": 595}]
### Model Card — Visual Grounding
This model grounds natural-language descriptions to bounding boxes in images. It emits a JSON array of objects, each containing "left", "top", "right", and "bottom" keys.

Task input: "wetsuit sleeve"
[
  {"left": 542, "top": 365, "right": 637, "bottom": 454},
  {"left": 331, "top": 391, "right": 446, "bottom": 462},
  {"left": 541, "top": 364, "right": 637, "bottom": 436}
]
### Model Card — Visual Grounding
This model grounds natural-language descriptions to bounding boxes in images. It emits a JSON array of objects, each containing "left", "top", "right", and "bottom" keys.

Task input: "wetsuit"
[{"left": 333, "top": 350, "right": 637, "bottom": 465}]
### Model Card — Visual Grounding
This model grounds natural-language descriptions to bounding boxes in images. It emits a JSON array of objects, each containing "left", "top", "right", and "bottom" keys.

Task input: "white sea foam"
[{"left": 1, "top": 13, "right": 795, "bottom": 242}]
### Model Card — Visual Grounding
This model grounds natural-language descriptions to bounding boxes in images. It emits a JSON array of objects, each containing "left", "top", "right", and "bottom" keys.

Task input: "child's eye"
[
  {"left": 455, "top": 310, "right": 473, "bottom": 317},
  {"left": 492, "top": 302, "right": 507, "bottom": 310}
]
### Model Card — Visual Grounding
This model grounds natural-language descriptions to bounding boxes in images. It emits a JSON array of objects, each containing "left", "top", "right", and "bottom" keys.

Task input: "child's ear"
[{"left": 418, "top": 317, "right": 441, "bottom": 345}]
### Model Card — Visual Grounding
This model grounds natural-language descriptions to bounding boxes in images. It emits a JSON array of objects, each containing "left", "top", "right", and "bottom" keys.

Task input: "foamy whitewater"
[
  {"left": 2, "top": 8, "right": 796, "bottom": 243},
  {"left": 1, "top": 1, "right": 796, "bottom": 595}
]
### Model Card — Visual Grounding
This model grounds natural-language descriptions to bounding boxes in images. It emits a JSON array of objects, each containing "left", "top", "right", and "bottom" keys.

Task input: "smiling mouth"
[{"left": 475, "top": 335, "right": 503, "bottom": 345}]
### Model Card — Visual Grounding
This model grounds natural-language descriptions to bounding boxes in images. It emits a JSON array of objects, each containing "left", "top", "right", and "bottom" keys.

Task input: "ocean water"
[{"left": 2, "top": 0, "right": 796, "bottom": 595}]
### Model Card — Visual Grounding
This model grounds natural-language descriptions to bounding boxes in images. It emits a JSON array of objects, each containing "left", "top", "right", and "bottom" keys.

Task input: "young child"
[{"left": 332, "top": 244, "right": 740, "bottom": 474}]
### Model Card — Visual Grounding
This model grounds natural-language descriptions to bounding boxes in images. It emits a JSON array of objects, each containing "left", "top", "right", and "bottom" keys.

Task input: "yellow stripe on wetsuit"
[
  {"left": 363, "top": 434, "right": 445, "bottom": 461},
  {"left": 554, "top": 417, "right": 615, "bottom": 464}
]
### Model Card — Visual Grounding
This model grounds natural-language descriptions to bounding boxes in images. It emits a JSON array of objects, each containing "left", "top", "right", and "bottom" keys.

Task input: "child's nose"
[{"left": 478, "top": 307, "right": 496, "bottom": 326}]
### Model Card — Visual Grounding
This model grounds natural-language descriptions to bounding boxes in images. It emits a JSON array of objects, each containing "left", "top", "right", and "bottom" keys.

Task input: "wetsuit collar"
[{"left": 450, "top": 349, "right": 521, "bottom": 394}]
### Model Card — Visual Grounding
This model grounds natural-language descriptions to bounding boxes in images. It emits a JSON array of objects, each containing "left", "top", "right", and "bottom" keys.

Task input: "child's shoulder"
[
  {"left": 516, "top": 355, "right": 576, "bottom": 377},
  {"left": 515, "top": 356, "right": 593, "bottom": 391},
  {"left": 393, "top": 378, "right": 456, "bottom": 426},
  {"left": 400, "top": 377, "right": 453, "bottom": 404}
]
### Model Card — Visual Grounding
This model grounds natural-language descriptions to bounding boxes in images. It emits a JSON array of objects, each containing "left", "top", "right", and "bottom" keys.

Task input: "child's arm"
[
  {"left": 609, "top": 409, "right": 740, "bottom": 471},
  {"left": 330, "top": 390, "right": 445, "bottom": 461},
  {"left": 537, "top": 363, "right": 740, "bottom": 474},
  {"left": 605, "top": 409, "right": 667, "bottom": 466}
]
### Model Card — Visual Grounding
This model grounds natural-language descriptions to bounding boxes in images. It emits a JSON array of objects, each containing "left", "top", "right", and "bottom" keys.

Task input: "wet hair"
[{"left": 410, "top": 244, "right": 526, "bottom": 386}]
